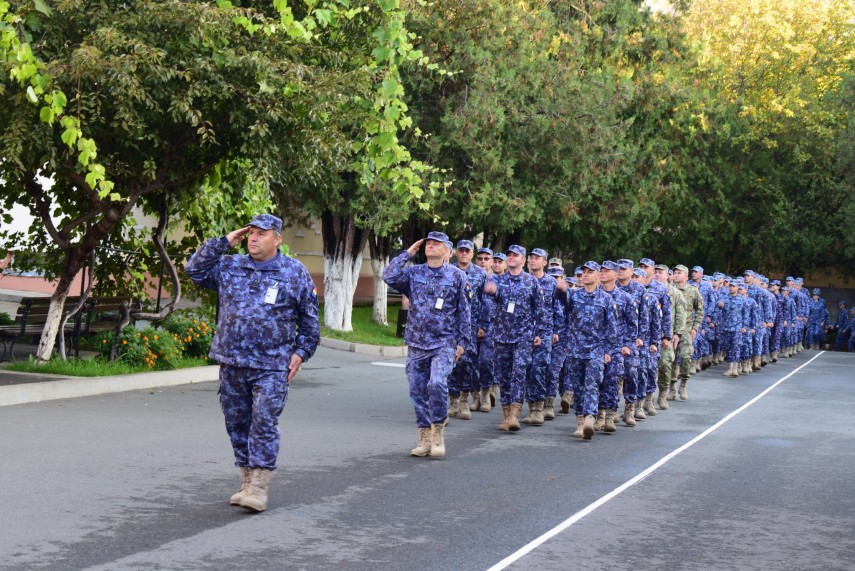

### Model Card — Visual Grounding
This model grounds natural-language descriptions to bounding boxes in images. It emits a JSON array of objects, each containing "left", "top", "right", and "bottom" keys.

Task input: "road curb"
[
  {"left": 0, "top": 365, "right": 220, "bottom": 407},
  {"left": 319, "top": 337, "right": 407, "bottom": 358}
]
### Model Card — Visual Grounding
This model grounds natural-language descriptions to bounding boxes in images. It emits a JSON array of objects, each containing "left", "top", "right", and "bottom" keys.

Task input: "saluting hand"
[
  {"left": 226, "top": 226, "right": 251, "bottom": 248},
  {"left": 407, "top": 239, "right": 425, "bottom": 257}
]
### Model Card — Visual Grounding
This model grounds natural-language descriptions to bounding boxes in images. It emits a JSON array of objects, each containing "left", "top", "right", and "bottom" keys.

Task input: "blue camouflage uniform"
[
  {"left": 383, "top": 233, "right": 472, "bottom": 428},
  {"left": 847, "top": 309, "right": 855, "bottom": 352},
  {"left": 526, "top": 252, "right": 559, "bottom": 404},
  {"left": 562, "top": 262, "right": 618, "bottom": 417},
  {"left": 486, "top": 246, "right": 548, "bottom": 406},
  {"left": 184, "top": 215, "right": 320, "bottom": 471},
  {"left": 545, "top": 267, "right": 570, "bottom": 403},
  {"left": 448, "top": 242, "right": 488, "bottom": 397},
  {"left": 741, "top": 290, "right": 760, "bottom": 359},
  {"left": 719, "top": 287, "right": 746, "bottom": 363},
  {"left": 835, "top": 302, "right": 850, "bottom": 351},
  {"left": 475, "top": 248, "right": 497, "bottom": 391},
  {"left": 782, "top": 289, "right": 798, "bottom": 350},
  {"left": 690, "top": 267, "right": 714, "bottom": 362},
  {"left": 616, "top": 260, "right": 646, "bottom": 401},
  {"left": 770, "top": 281, "right": 785, "bottom": 354},
  {"left": 807, "top": 289, "right": 829, "bottom": 347},
  {"left": 600, "top": 262, "right": 637, "bottom": 412},
  {"left": 639, "top": 269, "right": 662, "bottom": 397}
]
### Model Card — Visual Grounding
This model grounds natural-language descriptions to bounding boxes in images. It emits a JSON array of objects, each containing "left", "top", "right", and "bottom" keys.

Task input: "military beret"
[
  {"left": 634, "top": 268, "right": 647, "bottom": 278},
  {"left": 574, "top": 267, "right": 583, "bottom": 276},
  {"left": 506, "top": 244, "right": 526, "bottom": 257},
  {"left": 601, "top": 260, "right": 619, "bottom": 272},
  {"left": 582, "top": 260, "right": 601, "bottom": 272},
  {"left": 477, "top": 247, "right": 493, "bottom": 256},
  {"left": 770, "top": 280, "right": 781, "bottom": 286},
  {"left": 547, "top": 266, "right": 565, "bottom": 277},
  {"left": 248, "top": 213, "right": 283, "bottom": 233},
  {"left": 426, "top": 230, "right": 449, "bottom": 243},
  {"left": 674, "top": 264, "right": 689, "bottom": 273},
  {"left": 493, "top": 252, "right": 507, "bottom": 261},
  {"left": 548, "top": 257, "right": 563, "bottom": 266},
  {"left": 639, "top": 258, "right": 655, "bottom": 268},
  {"left": 530, "top": 248, "right": 548, "bottom": 258},
  {"left": 616, "top": 258, "right": 634, "bottom": 270},
  {"left": 654, "top": 263, "right": 669, "bottom": 271},
  {"left": 456, "top": 239, "right": 475, "bottom": 251},
  {"left": 691, "top": 265, "right": 704, "bottom": 273}
]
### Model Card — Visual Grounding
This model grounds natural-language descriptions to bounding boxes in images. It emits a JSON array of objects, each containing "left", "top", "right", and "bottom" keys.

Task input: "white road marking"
[
  {"left": 487, "top": 352, "right": 826, "bottom": 571},
  {"left": 371, "top": 362, "right": 406, "bottom": 368}
]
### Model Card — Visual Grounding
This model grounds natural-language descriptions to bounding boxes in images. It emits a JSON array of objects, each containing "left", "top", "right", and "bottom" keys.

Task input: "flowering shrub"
[
  {"left": 162, "top": 312, "right": 215, "bottom": 358},
  {"left": 99, "top": 326, "right": 184, "bottom": 370}
]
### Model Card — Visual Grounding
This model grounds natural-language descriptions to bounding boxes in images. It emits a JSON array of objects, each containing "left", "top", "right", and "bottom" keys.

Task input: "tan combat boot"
[
  {"left": 532, "top": 401, "right": 545, "bottom": 425},
  {"left": 448, "top": 394, "right": 460, "bottom": 417},
  {"left": 230, "top": 466, "right": 252, "bottom": 506},
  {"left": 410, "top": 427, "right": 432, "bottom": 457},
  {"left": 429, "top": 423, "right": 446, "bottom": 457},
  {"left": 593, "top": 409, "right": 606, "bottom": 431},
  {"left": 479, "top": 387, "right": 492, "bottom": 412},
  {"left": 458, "top": 391, "right": 471, "bottom": 420},
  {"left": 741, "top": 360, "right": 751, "bottom": 375},
  {"left": 522, "top": 402, "right": 538, "bottom": 425},
  {"left": 752, "top": 356, "right": 761, "bottom": 371},
  {"left": 498, "top": 405, "right": 512, "bottom": 431},
  {"left": 658, "top": 388, "right": 669, "bottom": 410},
  {"left": 635, "top": 399, "right": 646, "bottom": 420},
  {"left": 771, "top": 351, "right": 778, "bottom": 363},
  {"left": 508, "top": 403, "right": 522, "bottom": 431},
  {"left": 469, "top": 390, "right": 480, "bottom": 411},
  {"left": 624, "top": 402, "right": 637, "bottom": 427},
  {"left": 724, "top": 362, "right": 739, "bottom": 377},
  {"left": 604, "top": 410, "right": 617, "bottom": 432},
  {"left": 679, "top": 379, "right": 688, "bottom": 400},
  {"left": 543, "top": 397, "right": 556, "bottom": 420},
  {"left": 560, "top": 390, "right": 573, "bottom": 414},
  {"left": 490, "top": 385, "right": 499, "bottom": 407},
  {"left": 644, "top": 393, "right": 657, "bottom": 416},
  {"left": 582, "top": 415, "right": 595, "bottom": 440},
  {"left": 572, "top": 415, "right": 584, "bottom": 438},
  {"left": 667, "top": 381, "right": 677, "bottom": 401},
  {"left": 239, "top": 468, "right": 272, "bottom": 512}
]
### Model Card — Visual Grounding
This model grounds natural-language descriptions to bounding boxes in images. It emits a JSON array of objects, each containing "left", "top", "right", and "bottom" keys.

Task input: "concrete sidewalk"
[{"left": 0, "top": 337, "right": 406, "bottom": 407}]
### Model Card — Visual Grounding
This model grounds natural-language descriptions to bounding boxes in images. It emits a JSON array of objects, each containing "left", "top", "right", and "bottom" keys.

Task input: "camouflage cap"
[
  {"left": 456, "top": 239, "right": 475, "bottom": 251},
  {"left": 616, "top": 258, "right": 634, "bottom": 270},
  {"left": 547, "top": 266, "right": 565, "bottom": 277},
  {"left": 248, "top": 213, "right": 283, "bottom": 233},
  {"left": 477, "top": 247, "right": 493, "bottom": 256},
  {"left": 673, "top": 264, "right": 689, "bottom": 273},
  {"left": 506, "top": 244, "right": 526, "bottom": 257},
  {"left": 639, "top": 258, "right": 655, "bottom": 268},
  {"left": 691, "top": 265, "right": 704, "bottom": 273},
  {"left": 530, "top": 248, "right": 548, "bottom": 258},
  {"left": 548, "top": 257, "right": 563, "bottom": 266},
  {"left": 654, "top": 263, "right": 669, "bottom": 271},
  {"left": 493, "top": 252, "right": 507, "bottom": 262},
  {"left": 601, "top": 260, "right": 619, "bottom": 272},
  {"left": 582, "top": 260, "right": 601, "bottom": 272},
  {"left": 634, "top": 268, "right": 648, "bottom": 278},
  {"left": 770, "top": 280, "right": 781, "bottom": 286},
  {"left": 812, "top": 288, "right": 820, "bottom": 295},
  {"left": 425, "top": 230, "right": 449, "bottom": 243}
]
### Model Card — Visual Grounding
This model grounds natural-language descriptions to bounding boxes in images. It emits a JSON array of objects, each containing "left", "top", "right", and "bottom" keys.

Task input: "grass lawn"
[
  {"left": 319, "top": 304, "right": 405, "bottom": 347},
  {"left": 3, "top": 356, "right": 213, "bottom": 377}
]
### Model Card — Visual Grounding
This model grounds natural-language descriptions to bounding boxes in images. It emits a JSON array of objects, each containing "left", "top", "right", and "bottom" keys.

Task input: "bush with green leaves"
[
  {"left": 162, "top": 312, "right": 215, "bottom": 359},
  {"left": 99, "top": 326, "right": 184, "bottom": 370},
  {"left": 0, "top": 312, "right": 13, "bottom": 325}
]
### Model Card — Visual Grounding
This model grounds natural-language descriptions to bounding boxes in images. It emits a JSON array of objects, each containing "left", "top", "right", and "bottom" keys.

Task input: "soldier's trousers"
[
  {"left": 646, "top": 348, "right": 660, "bottom": 393},
  {"left": 849, "top": 333, "right": 855, "bottom": 352},
  {"left": 835, "top": 330, "right": 850, "bottom": 351},
  {"left": 494, "top": 341, "right": 533, "bottom": 406},
  {"left": 741, "top": 332, "right": 753, "bottom": 359},
  {"left": 771, "top": 323, "right": 783, "bottom": 352},
  {"left": 623, "top": 349, "right": 640, "bottom": 402},
  {"left": 569, "top": 356, "right": 604, "bottom": 417},
  {"left": 448, "top": 337, "right": 479, "bottom": 395},
  {"left": 658, "top": 343, "right": 675, "bottom": 391},
  {"left": 406, "top": 346, "right": 455, "bottom": 428},
  {"left": 547, "top": 343, "right": 569, "bottom": 398},
  {"left": 761, "top": 327, "right": 771, "bottom": 355},
  {"left": 219, "top": 364, "right": 289, "bottom": 470},
  {"left": 721, "top": 331, "right": 740, "bottom": 363},
  {"left": 601, "top": 353, "right": 623, "bottom": 411},
  {"left": 677, "top": 335, "right": 694, "bottom": 380},
  {"left": 526, "top": 338, "right": 552, "bottom": 403},
  {"left": 478, "top": 337, "right": 495, "bottom": 389},
  {"left": 635, "top": 349, "right": 648, "bottom": 401},
  {"left": 807, "top": 323, "right": 824, "bottom": 347}
]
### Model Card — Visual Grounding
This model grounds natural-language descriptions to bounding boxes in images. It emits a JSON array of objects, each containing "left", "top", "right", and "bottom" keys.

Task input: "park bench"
[{"left": 0, "top": 295, "right": 139, "bottom": 362}]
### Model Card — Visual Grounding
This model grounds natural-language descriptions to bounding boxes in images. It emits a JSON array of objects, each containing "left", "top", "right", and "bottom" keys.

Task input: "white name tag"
[
  {"left": 435, "top": 297, "right": 444, "bottom": 309},
  {"left": 507, "top": 301, "right": 516, "bottom": 314},
  {"left": 264, "top": 287, "right": 279, "bottom": 304}
]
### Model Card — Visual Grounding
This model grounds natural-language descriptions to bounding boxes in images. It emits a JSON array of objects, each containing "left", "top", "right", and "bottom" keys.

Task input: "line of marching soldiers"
[{"left": 383, "top": 232, "right": 821, "bottom": 457}]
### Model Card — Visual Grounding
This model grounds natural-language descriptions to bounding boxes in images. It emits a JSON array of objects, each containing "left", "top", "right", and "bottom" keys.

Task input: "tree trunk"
[
  {"left": 368, "top": 234, "right": 391, "bottom": 326},
  {"left": 321, "top": 210, "right": 369, "bottom": 332},
  {"left": 36, "top": 280, "right": 72, "bottom": 364}
]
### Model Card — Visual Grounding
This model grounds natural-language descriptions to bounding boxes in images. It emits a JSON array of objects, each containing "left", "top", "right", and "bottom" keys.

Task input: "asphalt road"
[{"left": 1, "top": 347, "right": 853, "bottom": 570}]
